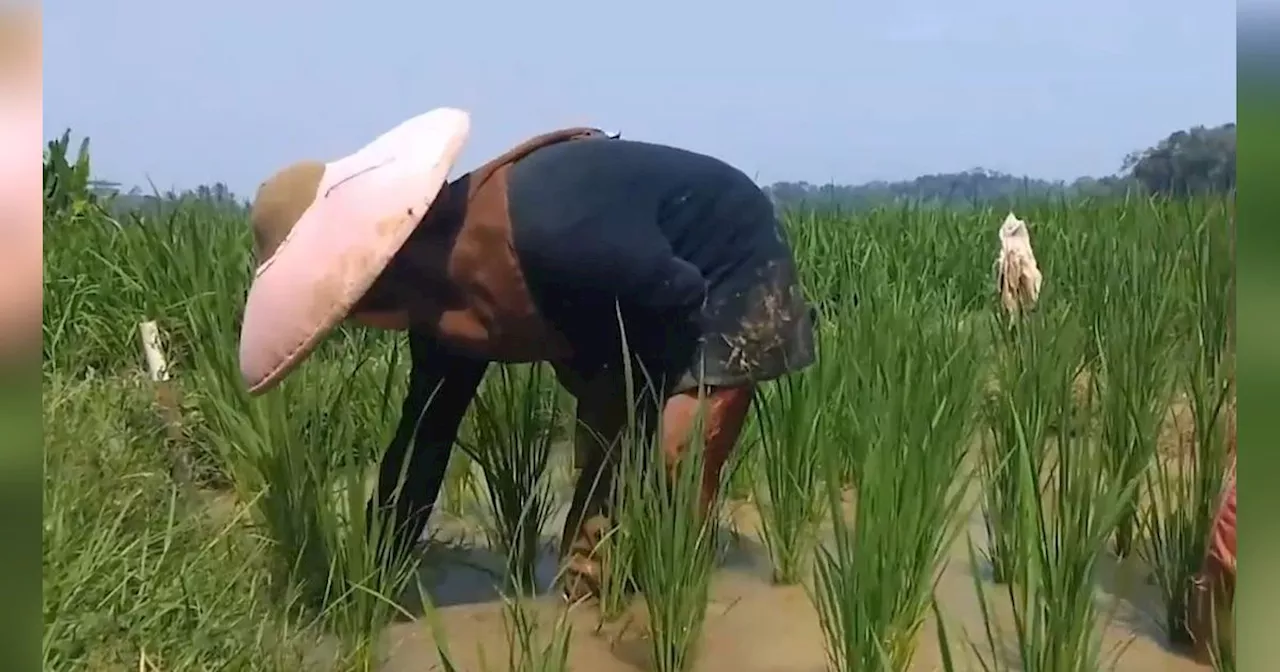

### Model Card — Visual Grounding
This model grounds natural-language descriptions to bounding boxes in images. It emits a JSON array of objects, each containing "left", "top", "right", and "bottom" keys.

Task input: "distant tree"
[
  {"left": 1121, "top": 123, "right": 1235, "bottom": 196},
  {"left": 763, "top": 122, "right": 1232, "bottom": 211},
  {"left": 764, "top": 169, "right": 1084, "bottom": 211}
]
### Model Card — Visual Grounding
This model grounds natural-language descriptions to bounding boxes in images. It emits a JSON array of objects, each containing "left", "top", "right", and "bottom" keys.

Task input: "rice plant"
[
  {"left": 751, "top": 336, "right": 837, "bottom": 584},
  {"left": 965, "top": 349, "right": 1141, "bottom": 672},
  {"left": 1139, "top": 399, "right": 1229, "bottom": 649},
  {"left": 615, "top": 416, "right": 723, "bottom": 672},
  {"left": 462, "top": 362, "right": 562, "bottom": 595},
  {"left": 981, "top": 303, "right": 1088, "bottom": 584},
  {"left": 608, "top": 330, "right": 726, "bottom": 672},
  {"left": 811, "top": 298, "right": 982, "bottom": 672},
  {"left": 421, "top": 550, "right": 577, "bottom": 672},
  {"left": 1138, "top": 207, "right": 1235, "bottom": 647},
  {"left": 1201, "top": 580, "right": 1236, "bottom": 672},
  {"left": 591, "top": 465, "right": 639, "bottom": 624},
  {"left": 1091, "top": 222, "right": 1183, "bottom": 558}
]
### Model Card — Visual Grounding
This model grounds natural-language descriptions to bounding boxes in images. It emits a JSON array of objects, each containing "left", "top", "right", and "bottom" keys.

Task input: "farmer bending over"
[{"left": 237, "top": 108, "right": 816, "bottom": 601}]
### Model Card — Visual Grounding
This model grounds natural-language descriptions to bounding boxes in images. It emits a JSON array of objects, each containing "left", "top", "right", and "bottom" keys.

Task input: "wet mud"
[{"left": 376, "top": 503, "right": 1208, "bottom": 672}]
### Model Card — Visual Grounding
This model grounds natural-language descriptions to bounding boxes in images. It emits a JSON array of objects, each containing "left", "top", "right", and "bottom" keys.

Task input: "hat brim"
[{"left": 238, "top": 108, "right": 471, "bottom": 395}]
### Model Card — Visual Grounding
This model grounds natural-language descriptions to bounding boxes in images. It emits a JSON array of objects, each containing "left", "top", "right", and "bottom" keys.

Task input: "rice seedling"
[
  {"left": 964, "top": 328, "right": 1141, "bottom": 672},
  {"left": 462, "top": 362, "right": 562, "bottom": 595},
  {"left": 484, "top": 594, "right": 576, "bottom": 672},
  {"left": 1090, "top": 222, "right": 1183, "bottom": 558},
  {"left": 1138, "top": 208, "right": 1235, "bottom": 647},
  {"left": 1139, "top": 398, "right": 1229, "bottom": 649},
  {"left": 751, "top": 331, "right": 838, "bottom": 584},
  {"left": 1201, "top": 582, "right": 1236, "bottom": 672},
  {"left": 614, "top": 412, "right": 723, "bottom": 672},
  {"left": 981, "top": 303, "right": 1087, "bottom": 584},
  {"left": 591, "top": 466, "right": 639, "bottom": 624},
  {"left": 811, "top": 297, "right": 982, "bottom": 672},
  {"left": 604, "top": 327, "right": 726, "bottom": 672},
  {"left": 425, "top": 599, "right": 575, "bottom": 672}
]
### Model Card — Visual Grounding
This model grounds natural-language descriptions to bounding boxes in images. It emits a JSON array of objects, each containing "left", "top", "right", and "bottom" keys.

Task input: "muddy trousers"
[{"left": 553, "top": 364, "right": 755, "bottom": 600}]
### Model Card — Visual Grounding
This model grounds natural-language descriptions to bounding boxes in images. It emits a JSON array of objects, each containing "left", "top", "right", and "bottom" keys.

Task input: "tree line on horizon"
[
  {"left": 47, "top": 122, "right": 1234, "bottom": 220},
  {"left": 764, "top": 122, "right": 1235, "bottom": 209}
]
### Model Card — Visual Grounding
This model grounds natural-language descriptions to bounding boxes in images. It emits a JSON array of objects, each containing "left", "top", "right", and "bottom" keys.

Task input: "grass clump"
[{"left": 41, "top": 375, "right": 317, "bottom": 671}]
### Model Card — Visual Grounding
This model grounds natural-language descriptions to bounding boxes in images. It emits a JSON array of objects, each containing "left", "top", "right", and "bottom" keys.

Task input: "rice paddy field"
[{"left": 43, "top": 142, "right": 1236, "bottom": 672}]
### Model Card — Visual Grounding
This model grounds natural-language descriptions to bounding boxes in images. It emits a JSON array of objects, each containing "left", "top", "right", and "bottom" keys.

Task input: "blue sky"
[{"left": 44, "top": 0, "right": 1235, "bottom": 197}]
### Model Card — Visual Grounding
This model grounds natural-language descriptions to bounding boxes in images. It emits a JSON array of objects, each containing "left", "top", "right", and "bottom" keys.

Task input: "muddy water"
[{"left": 375, "top": 502, "right": 1207, "bottom": 672}]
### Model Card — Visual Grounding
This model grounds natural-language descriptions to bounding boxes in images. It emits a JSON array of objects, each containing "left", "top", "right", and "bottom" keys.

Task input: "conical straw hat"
[{"left": 238, "top": 108, "right": 470, "bottom": 395}]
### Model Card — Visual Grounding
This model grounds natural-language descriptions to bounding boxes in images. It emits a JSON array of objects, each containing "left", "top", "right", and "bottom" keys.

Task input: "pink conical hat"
[{"left": 238, "top": 108, "right": 471, "bottom": 395}]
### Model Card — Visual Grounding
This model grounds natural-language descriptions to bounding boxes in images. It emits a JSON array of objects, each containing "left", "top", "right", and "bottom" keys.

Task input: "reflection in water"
[
  {"left": 418, "top": 541, "right": 563, "bottom": 607},
  {"left": 407, "top": 514, "right": 771, "bottom": 610}
]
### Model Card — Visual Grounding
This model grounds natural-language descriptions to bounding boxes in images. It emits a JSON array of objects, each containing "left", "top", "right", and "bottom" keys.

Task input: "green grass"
[
  {"left": 43, "top": 138, "right": 1235, "bottom": 671},
  {"left": 42, "top": 374, "right": 323, "bottom": 670}
]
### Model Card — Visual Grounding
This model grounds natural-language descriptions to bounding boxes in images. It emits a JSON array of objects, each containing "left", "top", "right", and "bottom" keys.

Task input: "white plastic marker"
[
  {"left": 138, "top": 320, "right": 170, "bottom": 382},
  {"left": 137, "top": 320, "right": 191, "bottom": 486}
]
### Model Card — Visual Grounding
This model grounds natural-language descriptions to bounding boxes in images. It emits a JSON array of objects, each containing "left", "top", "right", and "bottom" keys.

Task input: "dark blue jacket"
[{"left": 508, "top": 137, "right": 789, "bottom": 372}]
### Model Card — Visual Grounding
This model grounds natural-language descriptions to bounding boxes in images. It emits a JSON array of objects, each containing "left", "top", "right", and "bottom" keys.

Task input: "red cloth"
[
  {"left": 1190, "top": 430, "right": 1236, "bottom": 663},
  {"left": 1208, "top": 454, "right": 1237, "bottom": 575}
]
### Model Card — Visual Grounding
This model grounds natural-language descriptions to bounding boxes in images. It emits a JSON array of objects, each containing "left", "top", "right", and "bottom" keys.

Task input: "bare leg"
[{"left": 659, "top": 385, "right": 755, "bottom": 515}]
